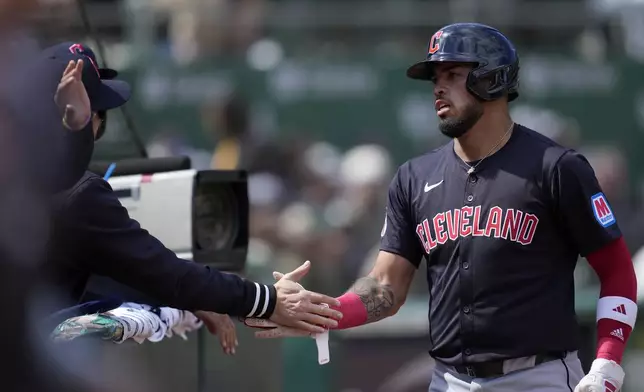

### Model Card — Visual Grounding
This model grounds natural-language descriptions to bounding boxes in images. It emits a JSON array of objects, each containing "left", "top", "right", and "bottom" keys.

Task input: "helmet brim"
[
  {"left": 406, "top": 55, "right": 481, "bottom": 80},
  {"left": 406, "top": 61, "right": 432, "bottom": 80}
]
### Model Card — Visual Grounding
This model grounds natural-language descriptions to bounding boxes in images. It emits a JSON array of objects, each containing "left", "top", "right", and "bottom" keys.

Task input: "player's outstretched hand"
[
  {"left": 268, "top": 260, "right": 342, "bottom": 335},
  {"left": 194, "top": 311, "right": 238, "bottom": 355},
  {"left": 574, "top": 358, "right": 624, "bottom": 392},
  {"left": 54, "top": 59, "right": 91, "bottom": 131}
]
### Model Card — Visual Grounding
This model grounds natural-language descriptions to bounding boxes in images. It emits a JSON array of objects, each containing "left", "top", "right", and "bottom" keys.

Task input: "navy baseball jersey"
[{"left": 380, "top": 124, "right": 621, "bottom": 365}]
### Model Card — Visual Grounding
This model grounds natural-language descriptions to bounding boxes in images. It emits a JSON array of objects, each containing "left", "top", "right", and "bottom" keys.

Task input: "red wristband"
[
  {"left": 330, "top": 292, "right": 368, "bottom": 330},
  {"left": 596, "top": 318, "right": 631, "bottom": 364}
]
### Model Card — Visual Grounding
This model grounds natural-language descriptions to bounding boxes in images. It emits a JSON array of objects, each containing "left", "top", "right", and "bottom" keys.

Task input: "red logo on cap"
[
  {"left": 428, "top": 31, "right": 443, "bottom": 55},
  {"left": 68, "top": 43, "right": 100, "bottom": 77}
]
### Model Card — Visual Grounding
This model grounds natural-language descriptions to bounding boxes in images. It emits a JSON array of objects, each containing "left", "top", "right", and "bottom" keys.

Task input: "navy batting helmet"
[{"left": 406, "top": 23, "right": 520, "bottom": 102}]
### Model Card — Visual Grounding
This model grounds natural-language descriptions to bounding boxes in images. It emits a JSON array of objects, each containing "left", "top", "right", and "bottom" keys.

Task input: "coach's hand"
[
  {"left": 269, "top": 260, "right": 342, "bottom": 335},
  {"left": 55, "top": 59, "right": 91, "bottom": 131},
  {"left": 574, "top": 358, "right": 624, "bottom": 392}
]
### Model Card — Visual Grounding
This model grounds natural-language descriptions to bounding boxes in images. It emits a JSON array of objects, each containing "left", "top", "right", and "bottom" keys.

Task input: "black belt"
[{"left": 453, "top": 352, "right": 566, "bottom": 378}]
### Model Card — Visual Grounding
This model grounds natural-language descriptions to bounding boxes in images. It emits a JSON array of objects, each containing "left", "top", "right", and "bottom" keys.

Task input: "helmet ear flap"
[
  {"left": 466, "top": 65, "right": 518, "bottom": 101},
  {"left": 466, "top": 68, "right": 500, "bottom": 101},
  {"left": 506, "top": 64, "right": 520, "bottom": 101}
]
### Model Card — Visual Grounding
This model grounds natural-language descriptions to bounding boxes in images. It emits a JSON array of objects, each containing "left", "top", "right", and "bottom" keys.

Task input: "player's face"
[{"left": 431, "top": 63, "right": 483, "bottom": 139}]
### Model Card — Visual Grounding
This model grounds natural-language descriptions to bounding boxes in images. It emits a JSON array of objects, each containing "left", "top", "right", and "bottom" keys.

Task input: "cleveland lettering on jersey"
[{"left": 415, "top": 206, "right": 539, "bottom": 253}]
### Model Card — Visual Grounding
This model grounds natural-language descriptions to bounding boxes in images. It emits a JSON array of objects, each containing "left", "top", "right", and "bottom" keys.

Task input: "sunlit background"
[{"left": 20, "top": 0, "right": 644, "bottom": 391}]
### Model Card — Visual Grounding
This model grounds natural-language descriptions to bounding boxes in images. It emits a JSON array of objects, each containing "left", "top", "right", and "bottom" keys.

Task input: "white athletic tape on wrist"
[
  {"left": 596, "top": 296, "right": 638, "bottom": 328},
  {"left": 314, "top": 331, "right": 330, "bottom": 365},
  {"left": 314, "top": 303, "right": 330, "bottom": 365},
  {"left": 244, "top": 318, "right": 331, "bottom": 365}
]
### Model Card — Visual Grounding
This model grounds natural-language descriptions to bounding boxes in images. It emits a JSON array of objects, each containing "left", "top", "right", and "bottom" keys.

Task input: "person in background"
[{"left": 204, "top": 92, "right": 256, "bottom": 170}]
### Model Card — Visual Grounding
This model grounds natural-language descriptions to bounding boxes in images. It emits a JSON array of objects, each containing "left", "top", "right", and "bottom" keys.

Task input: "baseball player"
[{"left": 246, "top": 23, "right": 637, "bottom": 392}]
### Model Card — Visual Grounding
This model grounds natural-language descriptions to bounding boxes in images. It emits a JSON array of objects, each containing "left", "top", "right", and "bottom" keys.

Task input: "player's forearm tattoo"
[{"left": 350, "top": 277, "right": 396, "bottom": 323}]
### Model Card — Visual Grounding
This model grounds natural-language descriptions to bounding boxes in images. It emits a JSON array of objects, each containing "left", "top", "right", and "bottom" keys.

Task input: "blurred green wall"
[{"left": 96, "top": 54, "right": 644, "bottom": 188}]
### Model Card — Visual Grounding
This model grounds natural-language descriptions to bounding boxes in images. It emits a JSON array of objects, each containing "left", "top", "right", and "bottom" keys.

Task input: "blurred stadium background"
[{"left": 25, "top": 0, "right": 644, "bottom": 391}]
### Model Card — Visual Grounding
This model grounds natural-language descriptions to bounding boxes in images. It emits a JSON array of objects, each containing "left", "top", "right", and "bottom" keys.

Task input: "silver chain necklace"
[{"left": 464, "top": 123, "right": 514, "bottom": 175}]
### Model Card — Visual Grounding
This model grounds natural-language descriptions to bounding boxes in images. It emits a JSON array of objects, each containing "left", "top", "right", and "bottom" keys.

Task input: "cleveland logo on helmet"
[
  {"left": 407, "top": 23, "right": 520, "bottom": 102},
  {"left": 428, "top": 31, "right": 443, "bottom": 54}
]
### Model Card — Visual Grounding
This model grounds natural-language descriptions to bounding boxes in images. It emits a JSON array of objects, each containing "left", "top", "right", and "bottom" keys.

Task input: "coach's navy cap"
[{"left": 43, "top": 42, "right": 131, "bottom": 112}]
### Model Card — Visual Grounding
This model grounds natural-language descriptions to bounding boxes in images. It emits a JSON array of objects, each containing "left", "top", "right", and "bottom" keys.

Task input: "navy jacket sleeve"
[{"left": 58, "top": 173, "right": 276, "bottom": 318}]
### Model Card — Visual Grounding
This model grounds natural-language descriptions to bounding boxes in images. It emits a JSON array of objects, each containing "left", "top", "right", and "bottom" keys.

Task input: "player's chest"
[{"left": 411, "top": 171, "right": 548, "bottom": 250}]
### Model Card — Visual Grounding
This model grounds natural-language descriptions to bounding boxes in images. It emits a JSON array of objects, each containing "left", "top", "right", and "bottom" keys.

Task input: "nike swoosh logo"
[{"left": 424, "top": 180, "right": 443, "bottom": 193}]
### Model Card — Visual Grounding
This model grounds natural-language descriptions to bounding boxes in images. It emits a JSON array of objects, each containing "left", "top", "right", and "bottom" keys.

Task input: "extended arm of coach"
[{"left": 54, "top": 174, "right": 275, "bottom": 319}]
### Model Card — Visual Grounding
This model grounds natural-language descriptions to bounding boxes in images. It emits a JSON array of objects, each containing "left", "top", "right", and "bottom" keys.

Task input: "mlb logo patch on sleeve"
[{"left": 591, "top": 192, "right": 616, "bottom": 227}]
